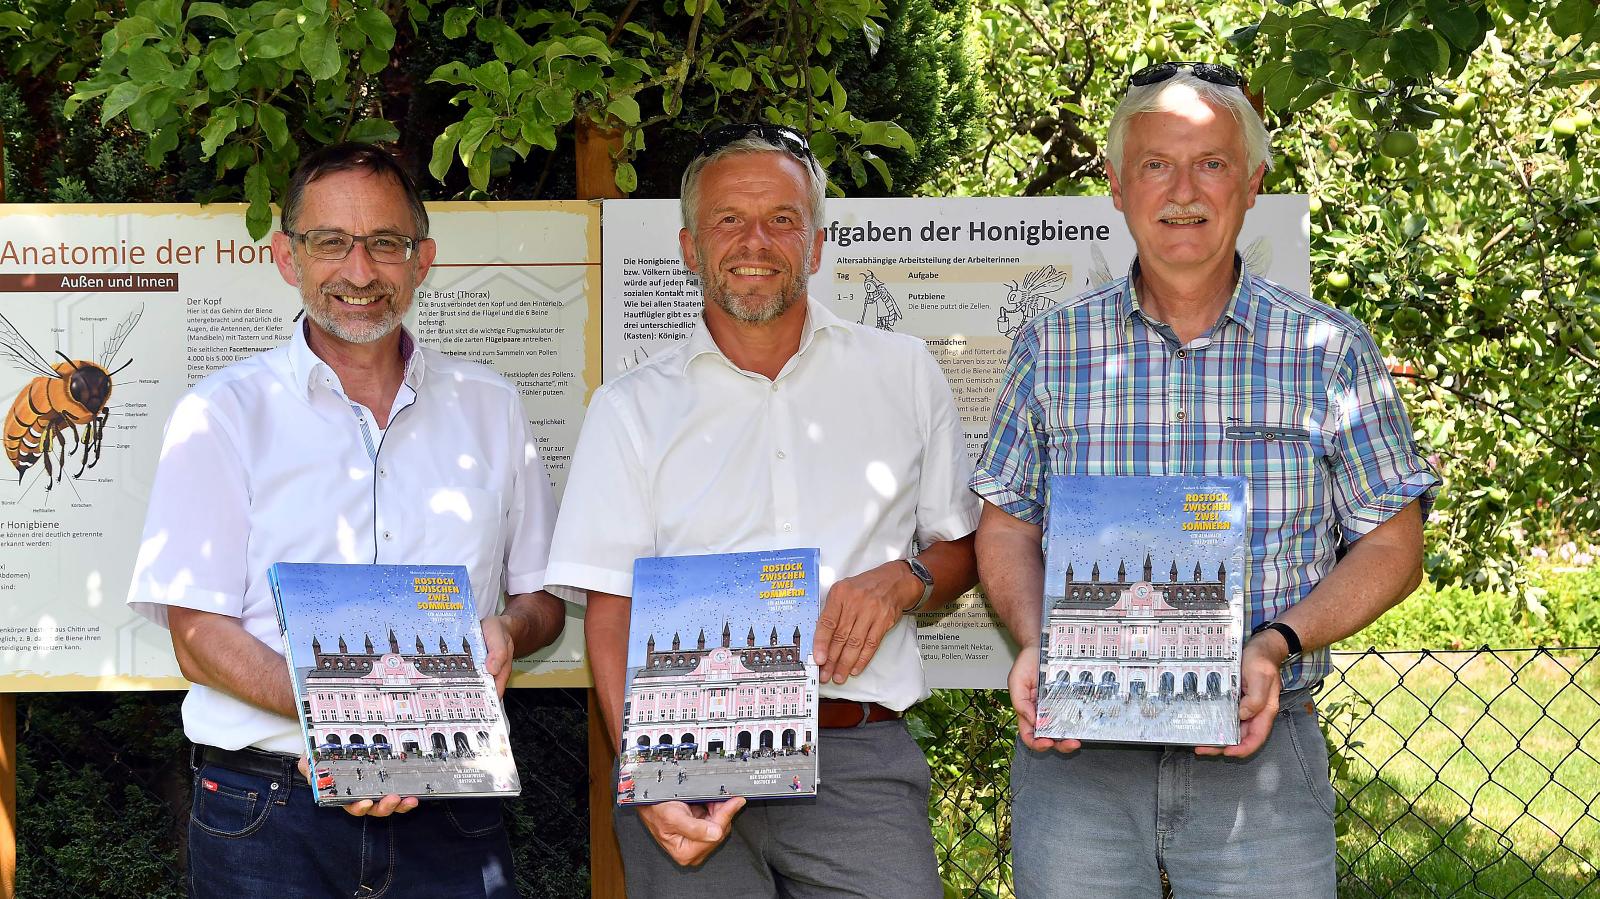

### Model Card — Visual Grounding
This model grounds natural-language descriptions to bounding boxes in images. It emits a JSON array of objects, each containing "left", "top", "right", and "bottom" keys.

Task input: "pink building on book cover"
[{"left": 623, "top": 622, "right": 818, "bottom": 758}]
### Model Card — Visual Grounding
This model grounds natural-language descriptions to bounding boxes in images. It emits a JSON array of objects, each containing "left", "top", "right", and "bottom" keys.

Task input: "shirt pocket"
[
  {"left": 422, "top": 486, "right": 503, "bottom": 599},
  {"left": 1221, "top": 422, "right": 1325, "bottom": 547}
]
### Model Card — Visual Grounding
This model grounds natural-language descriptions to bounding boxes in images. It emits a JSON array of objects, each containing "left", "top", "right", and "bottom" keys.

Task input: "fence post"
[
  {"left": 574, "top": 115, "right": 627, "bottom": 899},
  {"left": 1, "top": 693, "right": 16, "bottom": 899}
]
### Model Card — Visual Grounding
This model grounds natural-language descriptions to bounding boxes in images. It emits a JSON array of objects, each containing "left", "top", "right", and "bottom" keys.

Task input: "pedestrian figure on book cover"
[
  {"left": 971, "top": 62, "right": 1439, "bottom": 898},
  {"left": 547, "top": 123, "right": 980, "bottom": 897},
  {"left": 126, "top": 142, "right": 567, "bottom": 899}
]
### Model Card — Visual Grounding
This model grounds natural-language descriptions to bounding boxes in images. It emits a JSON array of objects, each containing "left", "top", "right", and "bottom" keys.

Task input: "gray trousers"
[
  {"left": 613, "top": 719, "right": 943, "bottom": 898},
  {"left": 1010, "top": 685, "right": 1338, "bottom": 899}
]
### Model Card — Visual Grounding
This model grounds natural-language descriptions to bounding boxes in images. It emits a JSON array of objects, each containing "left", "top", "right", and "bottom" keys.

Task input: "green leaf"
[
  {"left": 0, "top": 11, "right": 30, "bottom": 30},
  {"left": 146, "top": 124, "right": 179, "bottom": 166},
  {"left": 428, "top": 60, "right": 473, "bottom": 85},
  {"left": 1497, "top": 0, "right": 1530, "bottom": 21},
  {"left": 1427, "top": 0, "right": 1483, "bottom": 51},
  {"left": 430, "top": 123, "right": 460, "bottom": 182},
  {"left": 568, "top": 62, "right": 602, "bottom": 91},
  {"left": 355, "top": 8, "right": 397, "bottom": 50},
  {"left": 359, "top": 47, "right": 389, "bottom": 75},
  {"left": 863, "top": 19, "right": 883, "bottom": 56},
  {"left": 63, "top": 86, "right": 109, "bottom": 120},
  {"left": 565, "top": 35, "right": 610, "bottom": 60},
  {"left": 862, "top": 150, "right": 891, "bottom": 190},
  {"left": 614, "top": 161, "right": 638, "bottom": 193},
  {"left": 1389, "top": 28, "right": 1440, "bottom": 80},
  {"left": 1552, "top": 68, "right": 1600, "bottom": 86},
  {"left": 112, "top": 16, "right": 160, "bottom": 49},
  {"left": 258, "top": 103, "right": 289, "bottom": 148},
  {"left": 198, "top": 106, "right": 239, "bottom": 157},
  {"left": 1290, "top": 48, "right": 1329, "bottom": 78},
  {"left": 467, "top": 145, "right": 491, "bottom": 191},
  {"left": 246, "top": 27, "right": 299, "bottom": 59},
  {"left": 347, "top": 117, "right": 399, "bottom": 143},
  {"left": 472, "top": 59, "right": 510, "bottom": 95},
  {"left": 99, "top": 82, "right": 143, "bottom": 124},
  {"left": 607, "top": 94, "right": 641, "bottom": 125},
  {"left": 186, "top": 2, "right": 234, "bottom": 29},
  {"left": 442, "top": 6, "right": 475, "bottom": 39},
  {"left": 536, "top": 86, "right": 575, "bottom": 123},
  {"left": 126, "top": 46, "right": 172, "bottom": 82},
  {"left": 457, "top": 112, "right": 497, "bottom": 161},
  {"left": 299, "top": 25, "right": 340, "bottom": 81},
  {"left": 207, "top": 37, "right": 241, "bottom": 70},
  {"left": 729, "top": 67, "right": 752, "bottom": 91},
  {"left": 520, "top": 118, "right": 557, "bottom": 150},
  {"left": 1549, "top": 0, "right": 1595, "bottom": 37},
  {"left": 244, "top": 162, "right": 274, "bottom": 240}
]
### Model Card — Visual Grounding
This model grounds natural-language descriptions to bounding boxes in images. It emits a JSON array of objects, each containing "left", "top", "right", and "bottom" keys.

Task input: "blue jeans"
[
  {"left": 188, "top": 758, "right": 519, "bottom": 898},
  {"left": 1010, "top": 686, "right": 1337, "bottom": 899}
]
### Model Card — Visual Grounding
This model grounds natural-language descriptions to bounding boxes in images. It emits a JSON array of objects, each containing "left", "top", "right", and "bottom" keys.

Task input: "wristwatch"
[
  {"left": 1251, "top": 620, "right": 1303, "bottom": 667},
  {"left": 902, "top": 558, "right": 935, "bottom": 614}
]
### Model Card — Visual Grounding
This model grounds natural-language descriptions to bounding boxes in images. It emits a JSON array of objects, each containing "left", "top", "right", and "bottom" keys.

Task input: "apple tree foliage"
[{"left": 941, "top": 0, "right": 1599, "bottom": 605}]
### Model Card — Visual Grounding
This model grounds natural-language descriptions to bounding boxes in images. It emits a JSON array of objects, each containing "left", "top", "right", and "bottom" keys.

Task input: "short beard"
[
  {"left": 294, "top": 256, "right": 408, "bottom": 345},
  {"left": 697, "top": 236, "right": 811, "bottom": 324}
]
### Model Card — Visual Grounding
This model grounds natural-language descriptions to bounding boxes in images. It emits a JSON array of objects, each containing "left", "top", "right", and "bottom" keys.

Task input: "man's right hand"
[
  {"left": 1009, "top": 645, "right": 1080, "bottom": 754},
  {"left": 635, "top": 797, "right": 747, "bottom": 866}
]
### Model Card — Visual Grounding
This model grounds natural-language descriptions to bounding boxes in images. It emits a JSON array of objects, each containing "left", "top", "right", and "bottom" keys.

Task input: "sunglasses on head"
[
  {"left": 694, "top": 123, "right": 815, "bottom": 163},
  {"left": 1129, "top": 61, "right": 1245, "bottom": 89}
]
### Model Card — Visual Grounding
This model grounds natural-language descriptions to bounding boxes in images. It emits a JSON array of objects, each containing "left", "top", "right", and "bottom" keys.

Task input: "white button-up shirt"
[
  {"left": 127, "top": 323, "right": 557, "bottom": 753},
  {"left": 546, "top": 298, "right": 978, "bottom": 710}
]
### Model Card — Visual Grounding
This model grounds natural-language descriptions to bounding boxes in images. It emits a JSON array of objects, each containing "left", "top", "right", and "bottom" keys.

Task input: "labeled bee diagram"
[
  {"left": 858, "top": 270, "right": 902, "bottom": 332},
  {"left": 996, "top": 265, "right": 1070, "bottom": 339},
  {"left": 0, "top": 306, "right": 142, "bottom": 492}
]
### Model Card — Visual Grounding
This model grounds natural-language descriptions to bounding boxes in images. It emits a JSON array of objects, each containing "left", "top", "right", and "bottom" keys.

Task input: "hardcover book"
[
  {"left": 1035, "top": 476, "right": 1248, "bottom": 746},
  {"left": 619, "top": 548, "right": 821, "bottom": 805},
  {"left": 269, "top": 562, "right": 520, "bottom": 805}
]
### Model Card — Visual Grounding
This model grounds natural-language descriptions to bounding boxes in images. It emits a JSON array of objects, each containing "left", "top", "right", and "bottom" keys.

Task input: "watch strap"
[
  {"left": 902, "top": 558, "right": 934, "bottom": 614},
  {"left": 1253, "top": 620, "right": 1302, "bottom": 660}
]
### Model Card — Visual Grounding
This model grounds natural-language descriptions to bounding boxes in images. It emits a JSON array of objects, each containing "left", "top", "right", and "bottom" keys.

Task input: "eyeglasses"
[
  {"left": 1129, "top": 61, "right": 1245, "bottom": 89},
  {"left": 285, "top": 229, "right": 420, "bottom": 262},
  {"left": 694, "top": 123, "right": 815, "bottom": 163}
]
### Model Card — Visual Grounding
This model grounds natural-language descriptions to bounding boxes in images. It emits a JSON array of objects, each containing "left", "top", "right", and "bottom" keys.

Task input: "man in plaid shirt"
[{"left": 971, "top": 63, "right": 1439, "bottom": 897}]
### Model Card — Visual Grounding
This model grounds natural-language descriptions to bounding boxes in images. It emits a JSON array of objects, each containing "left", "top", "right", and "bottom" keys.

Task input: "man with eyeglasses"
[
  {"left": 546, "top": 124, "right": 979, "bottom": 896},
  {"left": 972, "top": 63, "right": 1438, "bottom": 896},
  {"left": 127, "top": 141, "right": 565, "bottom": 897}
]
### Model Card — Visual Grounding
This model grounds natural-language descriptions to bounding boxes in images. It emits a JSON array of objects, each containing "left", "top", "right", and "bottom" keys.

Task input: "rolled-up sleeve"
[
  {"left": 912, "top": 348, "right": 980, "bottom": 545},
  {"left": 1326, "top": 325, "right": 1441, "bottom": 541},
  {"left": 969, "top": 324, "right": 1047, "bottom": 525}
]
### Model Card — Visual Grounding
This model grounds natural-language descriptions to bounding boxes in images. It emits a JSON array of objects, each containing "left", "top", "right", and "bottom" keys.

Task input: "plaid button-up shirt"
[{"left": 970, "top": 261, "right": 1440, "bottom": 690}]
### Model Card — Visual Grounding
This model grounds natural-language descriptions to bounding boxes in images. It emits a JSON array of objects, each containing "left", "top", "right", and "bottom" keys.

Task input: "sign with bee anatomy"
[
  {"left": 602, "top": 196, "right": 1309, "bottom": 688},
  {"left": 0, "top": 202, "right": 599, "bottom": 690}
]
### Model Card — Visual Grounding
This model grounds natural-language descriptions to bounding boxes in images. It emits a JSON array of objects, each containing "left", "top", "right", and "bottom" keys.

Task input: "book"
[
  {"left": 619, "top": 548, "right": 821, "bottom": 805},
  {"left": 1034, "top": 475, "right": 1248, "bottom": 746},
  {"left": 268, "top": 562, "right": 520, "bottom": 805}
]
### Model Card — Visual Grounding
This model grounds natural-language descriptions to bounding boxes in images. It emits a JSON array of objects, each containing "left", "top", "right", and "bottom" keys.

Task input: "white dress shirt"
[
  {"left": 546, "top": 298, "right": 978, "bottom": 710},
  {"left": 127, "top": 323, "right": 557, "bottom": 753}
]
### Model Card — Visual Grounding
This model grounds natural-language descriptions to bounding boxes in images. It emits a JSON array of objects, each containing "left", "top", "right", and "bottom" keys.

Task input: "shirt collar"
[
  {"left": 679, "top": 295, "right": 850, "bottom": 375},
  {"left": 1121, "top": 252, "right": 1259, "bottom": 336},
  {"left": 289, "top": 317, "right": 424, "bottom": 399}
]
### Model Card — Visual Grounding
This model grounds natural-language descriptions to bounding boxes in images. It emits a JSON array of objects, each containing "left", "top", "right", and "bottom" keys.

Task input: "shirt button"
[
  {"left": 776, "top": 450, "right": 787, "bottom": 460},
  {"left": 1175, "top": 411, "right": 1186, "bottom": 422},
  {"left": 770, "top": 382, "right": 779, "bottom": 392},
  {"left": 378, "top": 468, "right": 388, "bottom": 478},
  {"left": 1175, "top": 349, "right": 1187, "bottom": 360},
  {"left": 383, "top": 530, "right": 393, "bottom": 541},
  {"left": 782, "top": 523, "right": 793, "bottom": 532}
]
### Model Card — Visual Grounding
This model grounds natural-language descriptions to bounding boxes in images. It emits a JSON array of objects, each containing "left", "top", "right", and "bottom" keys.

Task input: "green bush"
[{"left": 1341, "top": 566, "right": 1600, "bottom": 650}]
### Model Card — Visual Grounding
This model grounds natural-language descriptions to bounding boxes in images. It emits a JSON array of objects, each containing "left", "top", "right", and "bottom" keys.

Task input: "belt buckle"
[{"left": 855, "top": 701, "right": 872, "bottom": 728}]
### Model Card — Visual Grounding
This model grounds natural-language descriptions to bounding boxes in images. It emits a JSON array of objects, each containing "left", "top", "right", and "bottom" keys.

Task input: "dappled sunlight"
[
  {"left": 160, "top": 395, "right": 214, "bottom": 460},
  {"left": 458, "top": 453, "right": 478, "bottom": 470},
  {"left": 430, "top": 489, "right": 475, "bottom": 522},
  {"left": 806, "top": 421, "right": 825, "bottom": 442},
  {"left": 1102, "top": 353, "right": 1126, "bottom": 383},
  {"left": 865, "top": 460, "right": 897, "bottom": 498},
  {"left": 85, "top": 570, "right": 102, "bottom": 608},
  {"left": 336, "top": 515, "right": 357, "bottom": 561},
  {"left": 1304, "top": 320, "right": 1336, "bottom": 349}
]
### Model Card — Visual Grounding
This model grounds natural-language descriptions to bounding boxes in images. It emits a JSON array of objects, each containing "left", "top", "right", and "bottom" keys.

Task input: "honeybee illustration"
[
  {"left": 996, "top": 265, "right": 1070, "bottom": 339},
  {"left": 0, "top": 306, "right": 141, "bottom": 490},
  {"left": 858, "top": 270, "right": 902, "bottom": 331}
]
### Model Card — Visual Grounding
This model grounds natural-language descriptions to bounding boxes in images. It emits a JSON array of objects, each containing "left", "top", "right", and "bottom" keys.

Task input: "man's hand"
[
  {"left": 482, "top": 613, "right": 515, "bottom": 696},
  {"left": 1197, "top": 632, "right": 1285, "bottom": 758},
  {"left": 813, "top": 561, "right": 920, "bottom": 684},
  {"left": 635, "top": 798, "right": 747, "bottom": 866},
  {"left": 1008, "top": 645, "right": 1080, "bottom": 754},
  {"left": 297, "top": 757, "right": 418, "bottom": 817}
]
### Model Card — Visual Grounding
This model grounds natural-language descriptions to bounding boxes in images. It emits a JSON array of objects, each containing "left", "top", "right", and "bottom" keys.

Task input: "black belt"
[{"left": 195, "top": 744, "right": 300, "bottom": 782}]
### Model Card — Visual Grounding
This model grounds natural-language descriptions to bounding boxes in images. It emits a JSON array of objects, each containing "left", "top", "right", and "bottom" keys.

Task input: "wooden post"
[
  {"left": 574, "top": 113, "right": 627, "bottom": 899},
  {"left": 1, "top": 694, "right": 16, "bottom": 899}
]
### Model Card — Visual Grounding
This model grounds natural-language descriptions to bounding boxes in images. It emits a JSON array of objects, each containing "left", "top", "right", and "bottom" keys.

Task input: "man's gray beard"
[
  {"left": 708, "top": 278, "right": 806, "bottom": 324},
  {"left": 303, "top": 298, "right": 405, "bottom": 345}
]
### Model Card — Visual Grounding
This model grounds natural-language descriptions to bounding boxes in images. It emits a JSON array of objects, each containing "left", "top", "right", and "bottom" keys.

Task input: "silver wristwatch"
[{"left": 902, "top": 557, "right": 935, "bottom": 614}]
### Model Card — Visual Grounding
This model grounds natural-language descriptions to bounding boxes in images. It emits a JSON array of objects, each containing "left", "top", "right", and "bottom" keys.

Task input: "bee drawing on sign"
[
  {"left": 858, "top": 270, "right": 902, "bottom": 331},
  {"left": 0, "top": 306, "right": 142, "bottom": 491},
  {"left": 996, "top": 265, "right": 1069, "bottom": 339}
]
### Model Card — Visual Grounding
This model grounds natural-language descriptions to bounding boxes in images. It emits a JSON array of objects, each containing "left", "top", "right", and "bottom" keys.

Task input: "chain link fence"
[{"left": 12, "top": 649, "right": 1600, "bottom": 897}]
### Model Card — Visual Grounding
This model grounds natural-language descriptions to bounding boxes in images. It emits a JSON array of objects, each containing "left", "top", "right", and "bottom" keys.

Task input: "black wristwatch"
[
  {"left": 902, "top": 558, "right": 934, "bottom": 614},
  {"left": 1251, "top": 620, "right": 1303, "bottom": 666}
]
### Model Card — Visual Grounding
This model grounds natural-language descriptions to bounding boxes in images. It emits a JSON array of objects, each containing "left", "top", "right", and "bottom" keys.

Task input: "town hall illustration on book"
[
  {"left": 620, "top": 548, "right": 821, "bottom": 805},
  {"left": 1035, "top": 475, "right": 1248, "bottom": 745}
]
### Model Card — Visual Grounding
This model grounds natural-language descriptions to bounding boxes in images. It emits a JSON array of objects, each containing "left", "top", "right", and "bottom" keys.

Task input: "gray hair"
[
  {"left": 1104, "top": 70, "right": 1273, "bottom": 176},
  {"left": 680, "top": 137, "right": 828, "bottom": 236}
]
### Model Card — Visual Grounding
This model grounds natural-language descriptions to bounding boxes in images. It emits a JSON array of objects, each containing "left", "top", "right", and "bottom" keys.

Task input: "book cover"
[
  {"left": 619, "top": 548, "right": 821, "bottom": 805},
  {"left": 268, "top": 562, "right": 520, "bottom": 805},
  {"left": 1035, "top": 476, "right": 1248, "bottom": 746}
]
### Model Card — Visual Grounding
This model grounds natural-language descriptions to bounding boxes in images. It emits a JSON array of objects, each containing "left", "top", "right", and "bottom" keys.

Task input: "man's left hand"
[
  {"left": 814, "top": 561, "right": 920, "bottom": 684},
  {"left": 1197, "top": 632, "right": 1285, "bottom": 758},
  {"left": 297, "top": 757, "right": 419, "bottom": 817},
  {"left": 482, "top": 613, "right": 514, "bottom": 696}
]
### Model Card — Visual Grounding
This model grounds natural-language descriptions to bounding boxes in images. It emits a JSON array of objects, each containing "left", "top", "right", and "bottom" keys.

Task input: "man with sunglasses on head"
[
  {"left": 127, "top": 142, "right": 565, "bottom": 898},
  {"left": 546, "top": 124, "right": 979, "bottom": 896},
  {"left": 972, "top": 63, "right": 1438, "bottom": 897}
]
